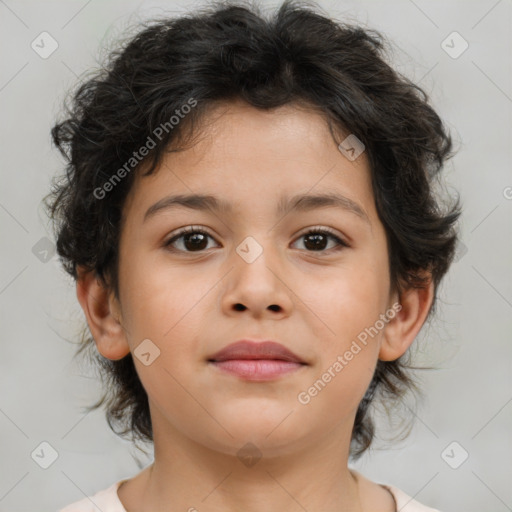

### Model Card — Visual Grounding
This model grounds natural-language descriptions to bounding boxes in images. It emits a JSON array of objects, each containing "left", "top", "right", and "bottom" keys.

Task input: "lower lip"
[{"left": 210, "top": 359, "right": 305, "bottom": 381}]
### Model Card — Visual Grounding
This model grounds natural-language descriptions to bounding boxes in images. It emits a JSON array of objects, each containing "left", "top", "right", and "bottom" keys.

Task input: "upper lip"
[{"left": 208, "top": 340, "right": 306, "bottom": 364}]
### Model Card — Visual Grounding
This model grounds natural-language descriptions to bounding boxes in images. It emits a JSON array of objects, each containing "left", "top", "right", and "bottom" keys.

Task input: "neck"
[{"left": 136, "top": 416, "right": 363, "bottom": 512}]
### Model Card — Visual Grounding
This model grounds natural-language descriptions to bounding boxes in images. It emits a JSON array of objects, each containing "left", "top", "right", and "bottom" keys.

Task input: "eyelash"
[{"left": 163, "top": 225, "right": 350, "bottom": 255}]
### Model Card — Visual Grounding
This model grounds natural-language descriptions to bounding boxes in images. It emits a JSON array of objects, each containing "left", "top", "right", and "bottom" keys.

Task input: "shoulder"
[
  {"left": 58, "top": 479, "right": 129, "bottom": 512},
  {"left": 350, "top": 469, "right": 442, "bottom": 512},
  {"left": 384, "top": 483, "right": 443, "bottom": 512}
]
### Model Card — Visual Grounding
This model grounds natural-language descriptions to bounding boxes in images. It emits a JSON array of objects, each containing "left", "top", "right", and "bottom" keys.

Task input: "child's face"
[{"left": 95, "top": 100, "right": 414, "bottom": 458}]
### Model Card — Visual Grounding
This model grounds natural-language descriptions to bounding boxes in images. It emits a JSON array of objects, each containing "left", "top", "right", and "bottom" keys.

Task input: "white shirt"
[{"left": 58, "top": 476, "right": 442, "bottom": 512}]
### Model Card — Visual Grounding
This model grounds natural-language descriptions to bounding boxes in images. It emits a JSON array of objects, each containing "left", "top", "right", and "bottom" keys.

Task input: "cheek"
[
  {"left": 314, "top": 263, "right": 389, "bottom": 342},
  {"left": 294, "top": 336, "right": 377, "bottom": 441},
  {"left": 119, "top": 259, "right": 216, "bottom": 376},
  {"left": 124, "top": 282, "right": 201, "bottom": 349},
  {"left": 119, "top": 270, "right": 208, "bottom": 420},
  {"left": 119, "top": 249, "right": 194, "bottom": 333},
  {"left": 298, "top": 359, "right": 376, "bottom": 420}
]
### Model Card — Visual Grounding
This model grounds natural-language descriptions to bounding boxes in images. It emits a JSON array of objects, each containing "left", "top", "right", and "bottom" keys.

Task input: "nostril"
[{"left": 234, "top": 303, "right": 246, "bottom": 311}]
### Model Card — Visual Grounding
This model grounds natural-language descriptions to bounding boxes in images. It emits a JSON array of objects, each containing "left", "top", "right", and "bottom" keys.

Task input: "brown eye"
[
  {"left": 164, "top": 226, "right": 349, "bottom": 255},
  {"left": 292, "top": 228, "right": 349, "bottom": 253},
  {"left": 164, "top": 227, "right": 217, "bottom": 252}
]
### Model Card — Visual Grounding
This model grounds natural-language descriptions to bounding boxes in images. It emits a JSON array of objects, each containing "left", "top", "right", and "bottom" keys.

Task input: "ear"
[
  {"left": 75, "top": 266, "right": 131, "bottom": 360},
  {"left": 379, "top": 274, "right": 434, "bottom": 362}
]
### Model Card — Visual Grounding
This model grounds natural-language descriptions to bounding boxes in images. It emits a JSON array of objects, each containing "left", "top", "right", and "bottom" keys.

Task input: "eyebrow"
[{"left": 143, "top": 192, "right": 370, "bottom": 225}]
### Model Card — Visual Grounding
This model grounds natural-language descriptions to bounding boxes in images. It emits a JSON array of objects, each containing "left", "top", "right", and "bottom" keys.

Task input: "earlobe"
[
  {"left": 379, "top": 278, "right": 434, "bottom": 362},
  {"left": 75, "top": 267, "right": 131, "bottom": 361}
]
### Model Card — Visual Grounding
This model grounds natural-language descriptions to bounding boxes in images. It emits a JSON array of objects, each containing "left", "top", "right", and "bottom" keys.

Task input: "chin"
[{"left": 202, "top": 414, "right": 310, "bottom": 454}]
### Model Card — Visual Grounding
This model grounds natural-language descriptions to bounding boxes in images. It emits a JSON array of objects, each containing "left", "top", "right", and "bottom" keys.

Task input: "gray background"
[{"left": 1, "top": 1, "right": 511, "bottom": 511}]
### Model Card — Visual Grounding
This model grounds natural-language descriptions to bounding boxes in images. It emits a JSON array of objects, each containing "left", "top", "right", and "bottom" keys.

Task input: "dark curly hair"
[{"left": 44, "top": 0, "right": 462, "bottom": 460}]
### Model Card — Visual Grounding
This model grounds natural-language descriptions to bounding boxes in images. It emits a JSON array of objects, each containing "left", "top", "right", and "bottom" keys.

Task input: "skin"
[{"left": 77, "top": 99, "right": 434, "bottom": 512}]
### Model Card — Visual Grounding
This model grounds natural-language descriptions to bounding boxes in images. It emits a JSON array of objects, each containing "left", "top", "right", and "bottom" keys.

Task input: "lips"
[{"left": 208, "top": 340, "right": 306, "bottom": 364}]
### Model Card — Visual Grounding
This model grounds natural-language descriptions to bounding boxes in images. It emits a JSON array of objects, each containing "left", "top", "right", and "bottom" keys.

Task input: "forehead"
[{"left": 123, "top": 100, "right": 376, "bottom": 224}]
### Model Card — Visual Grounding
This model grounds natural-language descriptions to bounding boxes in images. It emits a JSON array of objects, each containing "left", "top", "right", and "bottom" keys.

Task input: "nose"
[{"left": 220, "top": 239, "right": 294, "bottom": 319}]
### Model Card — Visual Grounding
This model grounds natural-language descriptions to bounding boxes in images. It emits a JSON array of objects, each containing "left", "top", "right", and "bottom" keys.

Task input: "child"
[{"left": 45, "top": 0, "right": 462, "bottom": 510}]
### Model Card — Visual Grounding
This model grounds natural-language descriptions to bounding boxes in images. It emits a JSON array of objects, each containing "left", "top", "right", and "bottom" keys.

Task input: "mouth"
[{"left": 207, "top": 340, "right": 308, "bottom": 381}]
